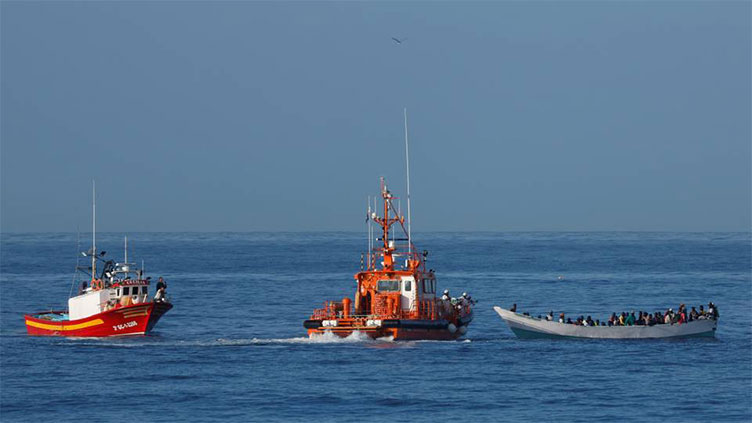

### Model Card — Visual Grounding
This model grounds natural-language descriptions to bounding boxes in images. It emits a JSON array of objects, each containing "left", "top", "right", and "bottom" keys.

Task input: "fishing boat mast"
[{"left": 92, "top": 180, "right": 96, "bottom": 282}]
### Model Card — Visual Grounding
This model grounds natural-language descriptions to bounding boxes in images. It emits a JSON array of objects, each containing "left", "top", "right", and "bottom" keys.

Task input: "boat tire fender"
[
  {"left": 459, "top": 314, "right": 473, "bottom": 326},
  {"left": 303, "top": 320, "right": 322, "bottom": 329}
]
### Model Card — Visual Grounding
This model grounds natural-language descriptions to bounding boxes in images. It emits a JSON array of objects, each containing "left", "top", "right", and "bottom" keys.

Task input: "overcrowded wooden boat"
[{"left": 494, "top": 306, "right": 717, "bottom": 339}]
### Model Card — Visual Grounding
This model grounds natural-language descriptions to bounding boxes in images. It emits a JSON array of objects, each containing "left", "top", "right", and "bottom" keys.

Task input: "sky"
[{"left": 1, "top": 1, "right": 750, "bottom": 232}]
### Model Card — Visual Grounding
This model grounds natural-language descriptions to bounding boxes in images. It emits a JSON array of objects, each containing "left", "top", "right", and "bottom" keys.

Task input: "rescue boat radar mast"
[{"left": 367, "top": 178, "right": 421, "bottom": 273}]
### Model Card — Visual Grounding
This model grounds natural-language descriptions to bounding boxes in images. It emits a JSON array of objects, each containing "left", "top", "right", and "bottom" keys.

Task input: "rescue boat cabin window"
[
  {"left": 404, "top": 280, "right": 411, "bottom": 291},
  {"left": 377, "top": 280, "right": 400, "bottom": 292},
  {"left": 422, "top": 279, "right": 436, "bottom": 294},
  {"left": 141, "top": 286, "right": 148, "bottom": 294},
  {"left": 122, "top": 287, "right": 130, "bottom": 296}
]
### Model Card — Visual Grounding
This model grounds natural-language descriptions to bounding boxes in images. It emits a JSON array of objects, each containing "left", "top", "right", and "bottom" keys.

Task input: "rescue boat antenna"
[
  {"left": 403, "top": 108, "right": 412, "bottom": 255},
  {"left": 373, "top": 194, "right": 377, "bottom": 267},
  {"left": 367, "top": 196, "right": 371, "bottom": 269},
  {"left": 92, "top": 180, "right": 96, "bottom": 281}
]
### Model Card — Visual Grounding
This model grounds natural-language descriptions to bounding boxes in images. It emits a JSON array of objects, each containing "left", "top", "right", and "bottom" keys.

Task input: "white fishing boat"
[{"left": 493, "top": 306, "right": 717, "bottom": 339}]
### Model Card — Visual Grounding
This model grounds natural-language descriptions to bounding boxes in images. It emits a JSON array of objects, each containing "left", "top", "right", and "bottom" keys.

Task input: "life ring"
[{"left": 92, "top": 279, "right": 103, "bottom": 290}]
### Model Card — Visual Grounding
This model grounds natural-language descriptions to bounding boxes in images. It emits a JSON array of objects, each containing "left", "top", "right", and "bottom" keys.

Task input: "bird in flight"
[{"left": 392, "top": 37, "right": 407, "bottom": 44}]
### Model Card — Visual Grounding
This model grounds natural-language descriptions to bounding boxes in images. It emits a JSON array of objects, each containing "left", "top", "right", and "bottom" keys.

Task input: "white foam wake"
[
  {"left": 55, "top": 331, "right": 399, "bottom": 348},
  {"left": 216, "top": 330, "right": 394, "bottom": 346}
]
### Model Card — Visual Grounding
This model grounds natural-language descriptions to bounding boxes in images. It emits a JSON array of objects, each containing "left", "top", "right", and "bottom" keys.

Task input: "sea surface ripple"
[{"left": 1, "top": 232, "right": 750, "bottom": 422}]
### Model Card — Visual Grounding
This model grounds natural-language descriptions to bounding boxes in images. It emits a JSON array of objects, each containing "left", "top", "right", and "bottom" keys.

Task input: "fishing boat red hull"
[{"left": 25, "top": 302, "right": 172, "bottom": 337}]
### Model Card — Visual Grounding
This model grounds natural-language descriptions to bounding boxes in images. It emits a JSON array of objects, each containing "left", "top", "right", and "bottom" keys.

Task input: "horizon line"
[{"left": 1, "top": 230, "right": 750, "bottom": 234}]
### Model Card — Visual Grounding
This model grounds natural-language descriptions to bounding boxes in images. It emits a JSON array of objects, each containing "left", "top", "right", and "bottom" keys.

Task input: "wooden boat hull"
[
  {"left": 25, "top": 302, "right": 172, "bottom": 337},
  {"left": 493, "top": 307, "right": 717, "bottom": 339},
  {"left": 305, "top": 317, "right": 471, "bottom": 341}
]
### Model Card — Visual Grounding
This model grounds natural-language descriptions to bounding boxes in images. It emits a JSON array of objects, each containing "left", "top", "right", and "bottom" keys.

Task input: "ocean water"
[{"left": 1, "top": 232, "right": 750, "bottom": 422}]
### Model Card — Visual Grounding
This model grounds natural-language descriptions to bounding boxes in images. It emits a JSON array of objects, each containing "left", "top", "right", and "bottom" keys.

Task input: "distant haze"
[{"left": 1, "top": 2, "right": 750, "bottom": 232}]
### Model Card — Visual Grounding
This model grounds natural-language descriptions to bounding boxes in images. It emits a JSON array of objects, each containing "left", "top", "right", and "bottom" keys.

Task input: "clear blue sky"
[{"left": 1, "top": 2, "right": 750, "bottom": 232}]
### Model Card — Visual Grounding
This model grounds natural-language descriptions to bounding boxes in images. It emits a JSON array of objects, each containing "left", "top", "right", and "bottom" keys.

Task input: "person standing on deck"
[
  {"left": 156, "top": 277, "right": 167, "bottom": 292},
  {"left": 154, "top": 277, "right": 168, "bottom": 303}
]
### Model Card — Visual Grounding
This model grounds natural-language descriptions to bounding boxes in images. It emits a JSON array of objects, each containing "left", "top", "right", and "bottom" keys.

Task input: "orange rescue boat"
[{"left": 304, "top": 178, "right": 474, "bottom": 340}]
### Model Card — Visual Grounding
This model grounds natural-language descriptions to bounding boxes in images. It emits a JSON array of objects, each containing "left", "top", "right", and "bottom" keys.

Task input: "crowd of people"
[
  {"left": 441, "top": 290, "right": 475, "bottom": 313},
  {"left": 512, "top": 302, "right": 719, "bottom": 326}
]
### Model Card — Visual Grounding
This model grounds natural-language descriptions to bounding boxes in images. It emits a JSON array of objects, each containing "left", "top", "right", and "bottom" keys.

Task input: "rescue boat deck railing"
[{"left": 312, "top": 299, "right": 462, "bottom": 321}]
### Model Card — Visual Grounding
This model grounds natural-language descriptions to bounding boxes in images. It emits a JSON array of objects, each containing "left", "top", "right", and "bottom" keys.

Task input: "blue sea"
[{"left": 1, "top": 232, "right": 750, "bottom": 422}]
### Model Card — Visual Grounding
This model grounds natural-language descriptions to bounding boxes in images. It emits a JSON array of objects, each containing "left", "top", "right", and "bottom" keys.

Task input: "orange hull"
[
  {"left": 24, "top": 302, "right": 172, "bottom": 337},
  {"left": 307, "top": 327, "right": 462, "bottom": 341},
  {"left": 305, "top": 315, "right": 472, "bottom": 341}
]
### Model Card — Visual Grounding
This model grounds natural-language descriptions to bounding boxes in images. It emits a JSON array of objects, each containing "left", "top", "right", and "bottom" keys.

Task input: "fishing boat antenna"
[
  {"left": 403, "top": 108, "right": 412, "bottom": 254},
  {"left": 92, "top": 180, "right": 96, "bottom": 281},
  {"left": 124, "top": 235, "right": 128, "bottom": 264}
]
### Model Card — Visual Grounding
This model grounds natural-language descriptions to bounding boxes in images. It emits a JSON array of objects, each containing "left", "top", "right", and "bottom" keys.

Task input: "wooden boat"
[
  {"left": 304, "top": 177, "right": 474, "bottom": 340},
  {"left": 494, "top": 307, "right": 717, "bottom": 339},
  {"left": 24, "top": 184, "right": 172, "bottom": 337}
]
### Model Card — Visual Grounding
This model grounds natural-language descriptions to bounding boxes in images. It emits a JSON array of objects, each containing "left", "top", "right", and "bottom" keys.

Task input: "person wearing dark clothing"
[
  {"left": 156, "top": 277, "right": 167, "bottom": 292},
  {"left": 709, "top": 302, "right": 719, "bottom": 319},
  {"left": 690, "top": 307, "right": 699, "bottom": 321},
  {"left": 78, "top": 281, "right": 88, "bottom": 295},
  {"left": 510, "top": 303, "right": 517, "bottom": 313},
  {"left": 153, "top": 277, "right": 168, "bottom": 303}
]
